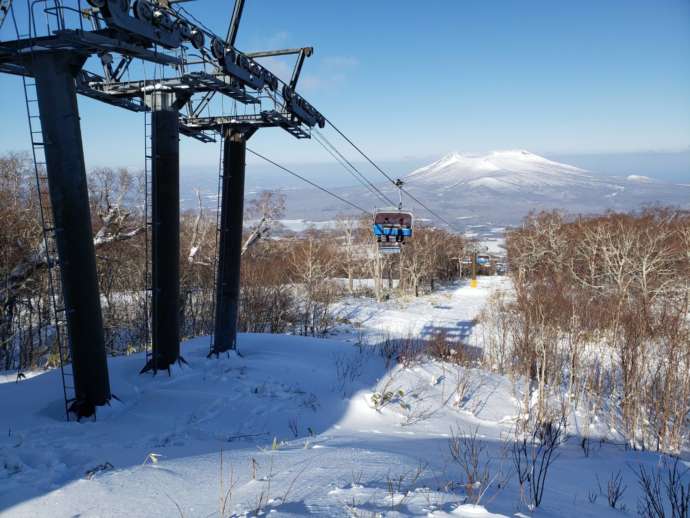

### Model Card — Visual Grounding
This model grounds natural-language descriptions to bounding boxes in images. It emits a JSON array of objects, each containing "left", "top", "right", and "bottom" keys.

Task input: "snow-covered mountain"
[
  {"left": 274, "top": 150, "right": 690, "bottom": 231},
  {"left": 397, "top": 150, "right": 690, "bottom": 227},
  {"left": 405, "top": 150, "right": 593, "bottom": 191}
]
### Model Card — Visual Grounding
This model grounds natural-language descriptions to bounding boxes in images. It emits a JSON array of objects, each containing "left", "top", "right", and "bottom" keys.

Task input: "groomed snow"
[{"left": 1, "top": 278, "right": 685, "bottom": 517}]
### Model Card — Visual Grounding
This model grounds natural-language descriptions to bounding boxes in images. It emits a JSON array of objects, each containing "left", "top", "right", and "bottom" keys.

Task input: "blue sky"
[{"left": 1, "top": 0, "right": 688, "bottom": 181}]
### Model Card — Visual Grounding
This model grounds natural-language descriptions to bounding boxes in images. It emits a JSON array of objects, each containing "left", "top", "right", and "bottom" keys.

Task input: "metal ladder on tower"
[
  {"left": 143, "top": 107, "right": 154, "bottom": 370},
  {"left": 10, "top": 0, "right": 76, "bottom": 420},
  {"left": 208, "top": 140, "right": 225, "bottom": 357},
  {"left": 22, "top": 76, "right": 75, "bottom": 421}
]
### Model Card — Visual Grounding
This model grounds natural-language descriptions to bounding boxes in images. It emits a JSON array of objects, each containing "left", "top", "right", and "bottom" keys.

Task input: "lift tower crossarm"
[
  {"left": 245, "top": 46, "right": 314, "bottom": 90},
  {"left": 290, "top": 47, "right": 312, "bottom": 90},
  {"left": 246, "top": 47, "right": 313, "bottom": 59},
  {"left": 225, "top": 0, "right": 245, "bottom": 47}
]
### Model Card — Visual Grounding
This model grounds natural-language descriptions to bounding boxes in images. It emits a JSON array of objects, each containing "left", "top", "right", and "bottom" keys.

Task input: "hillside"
[{"left": 1, "top": 278, "right": 680, "bottom": 517}]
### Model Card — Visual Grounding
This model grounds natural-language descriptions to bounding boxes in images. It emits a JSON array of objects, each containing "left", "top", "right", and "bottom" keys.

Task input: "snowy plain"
[{"left": 0, "top": 277, "right": 687, "bottom": 517}]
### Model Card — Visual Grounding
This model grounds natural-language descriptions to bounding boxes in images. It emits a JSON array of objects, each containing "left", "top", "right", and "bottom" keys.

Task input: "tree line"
[
  {"left": 0, "top": 152, "right": 466, "bottom": 373},
  {"left": 481, "top": 209, "right": 690, "bottom": 454}
]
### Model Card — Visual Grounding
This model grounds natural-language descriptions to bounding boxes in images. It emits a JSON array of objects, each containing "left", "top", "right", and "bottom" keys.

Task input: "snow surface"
[
  {"left": 1, "top": 278, "right": 686, "bottom": 517},
  {"left": 276, "top": 220, "right": 337, "bottom": 232}
]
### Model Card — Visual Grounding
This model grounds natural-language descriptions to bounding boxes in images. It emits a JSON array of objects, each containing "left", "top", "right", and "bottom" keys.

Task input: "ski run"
[{"left": 1, "top": 277, "right": 687, "bottom": 517}]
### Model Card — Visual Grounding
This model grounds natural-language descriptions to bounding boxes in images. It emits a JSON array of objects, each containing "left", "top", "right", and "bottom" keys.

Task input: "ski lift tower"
[
  {"left": 0, "top": 0, "right": 214, "bottom": 415},
  {"left": 177, "top": 0, "right": 325, "bottom": 356},
  {"left": 78, "top": 0, "right": 325, "bottom": 359},
  {"left": 1, "top": 0, "right": 326, "bottom": 398}
]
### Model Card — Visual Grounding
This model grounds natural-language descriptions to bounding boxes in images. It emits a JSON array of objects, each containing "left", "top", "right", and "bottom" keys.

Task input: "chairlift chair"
[
  {"left": 372, "top": 209, "right": 413, "bottom": 253},
  {"left": 476, "top": 255, "right": 491, "bottom": 266}
]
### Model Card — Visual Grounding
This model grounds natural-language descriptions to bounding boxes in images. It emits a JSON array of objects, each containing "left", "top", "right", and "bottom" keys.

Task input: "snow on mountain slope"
[
  {"left": 406, "top": 150, "right": 600, "bottom": 191},
  {"left": 393, "top": 150, "right": 690, "bottom": 227},
  {"left": 626, "top": 174, "right": 653, "bottom": 183},
  {"left": 281, "top": 150, "right": 690, "bottom": 227}
]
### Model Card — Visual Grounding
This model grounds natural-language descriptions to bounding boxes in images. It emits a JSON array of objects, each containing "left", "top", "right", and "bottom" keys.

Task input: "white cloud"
[{"left": 321, "top": 56, "right": 359, "bottom": 68}]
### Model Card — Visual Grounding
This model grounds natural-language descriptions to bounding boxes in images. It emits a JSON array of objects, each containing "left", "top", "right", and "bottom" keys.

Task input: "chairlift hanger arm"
[{"left": 395, "top": 179, "right": 404, "bottom": 210}]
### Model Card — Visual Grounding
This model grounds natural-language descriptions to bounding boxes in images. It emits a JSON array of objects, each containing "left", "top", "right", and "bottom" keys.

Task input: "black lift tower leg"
[
  {"left": 211, "top": 127, "right": 253, "bottom": 355},
  {"left": 142, "top": 93, "right": 182, "bottom": 373},
  {"left": 28, "top": 52, "right": 111, "bottom": 416}
]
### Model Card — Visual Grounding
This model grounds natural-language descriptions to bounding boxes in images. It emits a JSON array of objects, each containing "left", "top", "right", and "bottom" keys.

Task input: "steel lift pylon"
[
  {"left": 26, "top": 51, "right": 111, "bottom": 416},
  {"left": 206, "top": 1, "right": 322, "bottom": 356},
  {"left": 1, "top": 0, "right": 326, "bottom": 415},
  {"left": 213, "top": 126, "right": 253, "bottom": 354},
  {"left": 0, "top": 0, "right": 195, "bottom": 416},
  {"left": 141, "top": 91, "right": 189, "bottom": 372},
  {"left": 74, "top": 0, "right": 325, "bottom": 359}
]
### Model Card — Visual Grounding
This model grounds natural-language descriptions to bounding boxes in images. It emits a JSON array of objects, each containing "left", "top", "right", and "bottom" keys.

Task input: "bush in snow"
[
  {"left": 511, "top": 416, "right": 565, "bottom": 509},
  {"left": 635, "top": 456, "right": 690, "bottom": 518}
]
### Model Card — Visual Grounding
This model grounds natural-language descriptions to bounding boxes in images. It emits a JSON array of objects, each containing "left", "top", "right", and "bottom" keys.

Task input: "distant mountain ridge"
[
  {"left": 406, "top": 150, "right": 590, "bottom": 188},
  {"left": 268, "top": 150, "right": 690, "bottom": 232},
  {"left": 396, "top": 149, "right": 690, "bottom": 226}
]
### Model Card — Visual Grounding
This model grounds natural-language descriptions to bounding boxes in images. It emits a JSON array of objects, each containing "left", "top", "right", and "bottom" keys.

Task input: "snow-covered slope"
[{"left": 1, "top": 278, "right": 684, "bottom": 517}]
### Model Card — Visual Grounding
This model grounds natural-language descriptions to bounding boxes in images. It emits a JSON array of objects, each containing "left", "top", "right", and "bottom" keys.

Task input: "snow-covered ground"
[
  {"left": 331, "top": 278, "right": 503, "bottom": 346},
  {"left": 1, "top": 278, "right": 686, "bottom": 517}
]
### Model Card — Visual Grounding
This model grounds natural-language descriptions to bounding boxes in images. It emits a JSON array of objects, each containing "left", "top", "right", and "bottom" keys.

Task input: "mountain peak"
[
  {"left": 435, "top": 151, "right": 475, "bottom": 166},
  {"left": 489, "top": 149, "right": 540, "bottom": 159},
  {"left": 406, "top": 149, "right": 591, "bottom": 190}
]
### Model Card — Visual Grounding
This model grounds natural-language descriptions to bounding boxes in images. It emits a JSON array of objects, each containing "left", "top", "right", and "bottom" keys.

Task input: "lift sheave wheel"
[
  {"left": 86, "top": 0, "right": 107, "bottom": 9},
  {"left": 211, "top": 38, "right": 226, "bottom": 60},
  {"left": 133, "top": 0, "right": 153, "bottom": 21},
  {"left": 176, "top": 19, "right": 191, "bottom": 40},
  {"left": 190, "top": 27, "right": 205, "bottom": 49}
]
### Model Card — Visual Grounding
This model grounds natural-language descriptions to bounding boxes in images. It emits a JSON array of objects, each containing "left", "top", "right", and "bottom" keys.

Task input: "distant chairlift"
[
  {"left": 476, "top": 255, "right": 491, "bottom": 266},
  {"left": 373, "top": 209, "right": 413, "bottom": 254}
]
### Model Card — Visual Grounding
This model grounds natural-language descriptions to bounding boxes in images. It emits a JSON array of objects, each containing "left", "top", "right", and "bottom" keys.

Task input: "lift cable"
[
  {"left": 174, "top": 6, "right": 216, "bottom": 38},
  {"left": 314, "top": 129, "right": 397, "bottom": 206},
  {"left": 325, "top": 118, "right": 398, "bottom": 185},
  {"left": 324, "top": 118, "right": 456, "bottom": 229},
  {"left": 312, "top": 130, "right": 395, "bottom": 207},
  {"left": 399, "top": 187, "right": 454, "bottom": 229},
  {"left": 313, "top": 130, "right": 390, "bottom": 204},
  {"left": 246, "top": 147, "right": 372, "bottom": 216}
]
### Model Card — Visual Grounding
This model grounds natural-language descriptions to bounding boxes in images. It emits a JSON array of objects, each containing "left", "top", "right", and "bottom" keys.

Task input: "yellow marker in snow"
[{"left": 470, "top": 251, "right": 478, "bottom": 288}]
